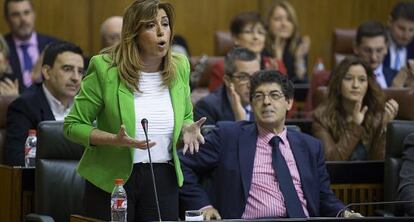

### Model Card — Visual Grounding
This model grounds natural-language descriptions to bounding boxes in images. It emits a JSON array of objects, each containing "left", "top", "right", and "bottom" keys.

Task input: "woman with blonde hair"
[
  {"left": 64, "top": 0, "right": 205, "bottom": 221},
  {"left": 312, "top": 56, "right": 399, "bottom": 161},
  {"left": 265, "top": 0, "right": 310, "bottom": 83}
]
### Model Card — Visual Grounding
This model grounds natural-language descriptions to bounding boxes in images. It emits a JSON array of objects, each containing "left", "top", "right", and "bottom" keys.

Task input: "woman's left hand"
[
  {"left": 182, "top": 117, "right": 206, "bottom": 155},
  {"left": 383, "top": 99, "right": 399, "bottom": 125}
]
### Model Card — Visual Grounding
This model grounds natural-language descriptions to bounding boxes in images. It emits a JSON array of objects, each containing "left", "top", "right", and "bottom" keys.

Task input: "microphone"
[
  {"left": 141, "top": 118, "right": 162, "bottom": 221},
  {"left": 335, "top": 200, "right": 414, "bottom": 217}
]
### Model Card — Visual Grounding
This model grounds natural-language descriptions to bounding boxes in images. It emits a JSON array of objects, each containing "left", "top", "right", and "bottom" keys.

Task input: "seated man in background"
[
  {"left": 353, "top": 21, "right": 397, "bottom": 88},
  {"left": 180, "top": 70, "right": 356, "bottom": 219},
  {"left": 194, "top": 47, "right": 260, "bottom": 125},
  {"left": 398, "top": 132, "right": 414, "bottom": 216},
  {"left": 100, "top": 16, "right": 123, "bottom": 49},
  {"left": 4, "top": 41, "right": 84, "bottom": 166},
  {"left": 3, "top": 0, "right": 60, "bottom": 93},
  {"left": 384, "top": 2, "right": 414, "bottom": 72}
]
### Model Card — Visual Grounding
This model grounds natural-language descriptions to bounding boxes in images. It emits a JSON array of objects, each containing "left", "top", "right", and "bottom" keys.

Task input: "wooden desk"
[{"left": 0, "top": 165, "right": 35, "bottom": 222}]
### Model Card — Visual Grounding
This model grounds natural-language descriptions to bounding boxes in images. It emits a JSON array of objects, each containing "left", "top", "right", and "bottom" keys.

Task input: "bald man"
[{"left": 100, "top": 16, "right": 123, "bottom": 48}]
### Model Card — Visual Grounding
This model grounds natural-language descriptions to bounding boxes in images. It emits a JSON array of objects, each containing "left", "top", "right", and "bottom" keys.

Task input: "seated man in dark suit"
[
  {"left": 194, "top": 47, "right": 260, "bottom": 125},
  {"left": 2, "top": 0, "right": 60, "bottom": 93},
  {"left": 5, "top": 41, "right": 84, "bottom": 166},
  {"left": 353, "top": 21, "right": 397, "bottom": 88},
  {"left": 384, "top": 2, "right": 414, "bottom": 72},
  {"left": 398, "top": 133, "right": 414, "bottom": 216},
  {"left": 180, "top": 70, "right": 359, "bottom": 219}
]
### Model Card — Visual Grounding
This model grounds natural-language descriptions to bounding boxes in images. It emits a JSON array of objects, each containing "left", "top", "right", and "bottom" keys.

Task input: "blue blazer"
[
  {"left": 4, "top": 83, "right": 54, "bottom": 166},
  {"left": 4, "top": 33, "right": 59, "bottom": 92},
  {"left": 383, "top": 39, "right": 414, "bottom": 72},
  {"left": 194, "top": 86, "right": 235, "bottom": 125},
  {"left": 179, "top": 121, "right": 344, "bottom": 219},
  {"left": 383, "top": 66, "right": 398, "bottom": 87}
]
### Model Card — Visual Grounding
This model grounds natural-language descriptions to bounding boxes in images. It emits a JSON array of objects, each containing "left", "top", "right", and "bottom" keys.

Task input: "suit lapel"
[
  {"left": 169, "top": 79, "right": 184, "bottom": 144},
  {"left": 37, "top": 84, "right": 55, "bottom": 120},
  {"left": 117, "top": 79, "right": 135, "bottom": 140},
  {"left": 287, "top": 131, "right": 315, "bottom": 214},
  {"left": 238, "top": 123, "right": 258, "bottom": 200}
]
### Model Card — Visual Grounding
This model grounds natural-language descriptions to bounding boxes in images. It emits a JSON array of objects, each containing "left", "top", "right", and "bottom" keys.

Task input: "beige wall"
[{"left": 0, "top": 0, "right": 413, "bottom": 71}]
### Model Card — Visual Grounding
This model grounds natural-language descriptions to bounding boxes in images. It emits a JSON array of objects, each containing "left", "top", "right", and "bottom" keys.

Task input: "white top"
[
  {"left": 42, "top": 84, "right": 73, "bottom": 121},
  {"left": 389, "top": 40, "right": 407, "bottom": 71},
  {"left": 133, "top": 72, "right": 174, "bottom": 163},
  {"left": 374, "top": 64, "right": 388, "bottom": 88}
]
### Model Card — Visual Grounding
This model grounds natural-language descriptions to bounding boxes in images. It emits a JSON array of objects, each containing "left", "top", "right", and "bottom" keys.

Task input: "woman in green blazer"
[{"left": 64, "top": 1, "right": 205, "bottom": 221}]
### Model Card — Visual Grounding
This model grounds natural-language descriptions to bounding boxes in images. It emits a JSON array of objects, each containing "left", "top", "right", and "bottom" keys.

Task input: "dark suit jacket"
[
  {"left": 4, "top": 32, "right": 59, "bottom": 92},
  {"left": 4, "top": 83, "right": 54, "bottom": 166},
  {"left": 194, "top": 86, "right": 235, "bottom": 125},
  {"left": 383, "top": 66, "right": 398, "bottom": 87},
  {"left": 398, "top": 133, "right": 414, "bottom": 216},
  {"left": 384, "top": 39, "right": 414, "bottom": 71},
  {"left": 179, "top": 121, "right": 344, "bottom": 219}
]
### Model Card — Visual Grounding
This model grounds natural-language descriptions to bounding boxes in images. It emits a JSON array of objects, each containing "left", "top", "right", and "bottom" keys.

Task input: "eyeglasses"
[
  {"left": 359, "top": 46, "right": 386, "bottom": 56},
  {"left": 251, "top": 90, "right": 284, "bottom": 101},
  {"left": 231, "top": 73, "right": 251, "bottom": 84}
]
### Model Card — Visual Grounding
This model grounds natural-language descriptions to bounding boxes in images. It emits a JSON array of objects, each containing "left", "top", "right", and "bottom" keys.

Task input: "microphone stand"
[{"left": 142, "top": 119, "right": 162, "bottom": 222}]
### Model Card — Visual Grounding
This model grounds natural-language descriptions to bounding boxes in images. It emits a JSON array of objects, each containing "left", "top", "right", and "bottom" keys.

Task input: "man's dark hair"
[
  {"left": 42, "top": 41, "right": 83, "bottom": 67},
  {"left": 356, "top": 21, "right": 388, "bottom": 45},
  {"left": 249, "top": 70, "right": 294, "bottom": 101},
  {"left": 390, "top": 2, "right": 414, "bottom": 22},
  {"left": 224, "top": 47, "right": 257, "bottom": 76},
  {"left": 4, "top": 0, "right": 33, "bottom": 19}
]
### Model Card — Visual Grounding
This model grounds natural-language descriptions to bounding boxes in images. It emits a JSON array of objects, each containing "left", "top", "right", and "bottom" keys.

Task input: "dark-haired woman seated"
[{"left": 312, "top": 56, "right": 399, "bottom": 161}]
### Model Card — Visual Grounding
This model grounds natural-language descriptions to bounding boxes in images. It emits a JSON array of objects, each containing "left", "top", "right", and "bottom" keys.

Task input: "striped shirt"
[
  {"left": 133, "top": 72, "right": 174, "bottom": 163},
  {"left": 242, "top": 126, "right": 309, "bottom": 219}
]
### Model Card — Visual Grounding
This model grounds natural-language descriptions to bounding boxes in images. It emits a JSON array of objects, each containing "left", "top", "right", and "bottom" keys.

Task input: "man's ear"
[
  {"left": 286, "top": 98, "right": 294, "bottom": 111},
  {"left": 41, "top": 65, "right": 51, "bottom": 80}
]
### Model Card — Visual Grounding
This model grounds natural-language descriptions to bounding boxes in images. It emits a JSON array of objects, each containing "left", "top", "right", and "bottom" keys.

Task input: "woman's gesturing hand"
[
  {"left": 182, "top": 117, "right": 207, "bottom": 155},
  {"left": 115, "top": 125, "right": 156, "bottom": 149}
]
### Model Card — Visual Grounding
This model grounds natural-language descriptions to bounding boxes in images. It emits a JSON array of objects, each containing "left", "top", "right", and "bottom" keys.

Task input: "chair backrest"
[
  {"left": 0, "top": 95, "right": 18, "bottom": 164},
  {"left": 332, "top": 28, "right": 356, "bottom": 68},
  {"left": 384, "top": 120, "right": 414, "bottom": 215},
  {"left": 190, "top": 56, "right": 224, "bottom": 88},
  {"left": 35, "top": 120, "right": 85, "bottom": 222},
  {"left": 214, "top": 31, "right": 233, "bottom": 56}
]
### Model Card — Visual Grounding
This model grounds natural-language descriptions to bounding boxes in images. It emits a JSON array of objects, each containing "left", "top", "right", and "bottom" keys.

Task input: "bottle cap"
[
  {"left": 114, "top": 178, "right": 124, "bottom": 185},
  {"left": 28, "top": 129, "right": 36, "bottom": 136}
]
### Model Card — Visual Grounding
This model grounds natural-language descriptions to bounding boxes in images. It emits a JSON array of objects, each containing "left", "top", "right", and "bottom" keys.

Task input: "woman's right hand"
[
  {"left": 352, "top": 101, "right": 368, "bottom": 125},
  {"left": 115, "top": 125, "right": 156, "bottom": 149},
  {"left": 0, "top": 78, "right": 19, "bottom": 96}
]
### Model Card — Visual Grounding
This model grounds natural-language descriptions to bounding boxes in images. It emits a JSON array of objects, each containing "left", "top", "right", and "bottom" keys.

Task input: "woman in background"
[
  {"left": 264, "top": 0, "right": 310, "bottom": 83},
  {"left": 312, "top": 56, "right": 398, "bottom": 161},
  {"left": 64, "top": 0, "right": 205, "bottom": 221},
  {"left": 0, "top": 34, "right": 18, "bottom": 96},
  {"left": 208, "top": 11, "right": 270, "bottom": 92}
]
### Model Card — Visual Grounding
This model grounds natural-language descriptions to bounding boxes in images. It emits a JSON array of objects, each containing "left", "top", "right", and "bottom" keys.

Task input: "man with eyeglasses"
[
  {"left": 353, "top": 21, "right": 397, "bottom": 88},
  {"left": 194, "top": 47, "right": 260, "bottom": 125},
  {"left": 5, "top": 41, "right": 84, "bottom": 166},
  {"left": 180, "top": 70, "right": 356, "bottom": 220}
]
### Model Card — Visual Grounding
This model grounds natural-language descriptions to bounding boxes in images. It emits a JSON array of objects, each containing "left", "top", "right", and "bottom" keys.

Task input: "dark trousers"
[{"left": 84, "top": 163, "right": 179, "bottom": 222}]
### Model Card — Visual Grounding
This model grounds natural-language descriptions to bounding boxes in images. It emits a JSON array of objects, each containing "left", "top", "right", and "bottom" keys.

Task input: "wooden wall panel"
[{"left": 0, "top": 0, "right": 414, "bottom": 67}]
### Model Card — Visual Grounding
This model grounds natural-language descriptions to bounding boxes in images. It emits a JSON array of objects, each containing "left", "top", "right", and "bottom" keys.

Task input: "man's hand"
[
  {"left": 228, "top": 82, "right": 246, "bottom": 121},
  {"left": 202, "top": 206, "right": 222, "bottom": 221}
]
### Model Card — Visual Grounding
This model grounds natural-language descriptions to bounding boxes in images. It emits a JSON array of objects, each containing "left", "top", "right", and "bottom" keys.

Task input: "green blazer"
[{"left": 64, "top": 53, "right": 193, "bottom": 193}]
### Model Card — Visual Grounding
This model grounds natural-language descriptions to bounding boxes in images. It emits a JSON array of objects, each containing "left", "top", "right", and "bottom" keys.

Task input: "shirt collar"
[
  {"left": 374, "top": 64, "right": 383, "bottom": 76},
  {"left": 13, "top": 32, "right": 37, "bottom": 47},
  {"left": 42, "top": 84, "right": 73, "bottom": 111},
  {"left": 257, "top": 124, "right": 288, "bottom": 145}
]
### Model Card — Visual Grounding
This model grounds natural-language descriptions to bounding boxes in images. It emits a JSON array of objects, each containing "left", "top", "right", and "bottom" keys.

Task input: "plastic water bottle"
[
  {"left": 111, "top": 179, "right": 127, "bottom": 222},
  {"left": 313, "top": 57, "right": 325, "bottom": 73},
  {"left": 24, "top": 129, "right": 37, "bottom": 167}
]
